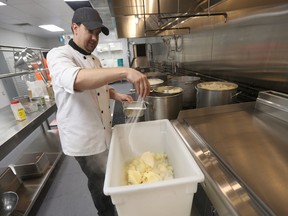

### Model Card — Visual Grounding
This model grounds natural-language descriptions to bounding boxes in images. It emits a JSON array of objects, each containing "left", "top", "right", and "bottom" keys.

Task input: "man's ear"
[{"left": 71, "top": 23, "right": 79, "bottom": 34}]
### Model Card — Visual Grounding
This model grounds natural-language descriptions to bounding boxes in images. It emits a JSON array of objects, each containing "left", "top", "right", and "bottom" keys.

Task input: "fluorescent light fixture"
[
  {"left": 0, "top": 1, "right": 7, "bottom": 6},
  {"left": 39, "top": 25, "right": 64, "bottom": 32}
]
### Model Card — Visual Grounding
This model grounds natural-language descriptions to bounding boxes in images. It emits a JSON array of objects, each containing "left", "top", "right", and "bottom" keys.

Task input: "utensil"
[
  {"left": 0, "top": 191, "right": 19, "bottom": 216},
  {"left": 14, "top": 48, "right": 42, "bottom": 70}
]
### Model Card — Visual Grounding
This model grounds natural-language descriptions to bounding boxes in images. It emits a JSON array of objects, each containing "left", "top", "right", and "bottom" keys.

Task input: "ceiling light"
[
  {"left": 39, "top": 25, "right": 64, "bottom": 32},
  {"left": 0, "top": 1, "right": 7, "bottom": 6}
]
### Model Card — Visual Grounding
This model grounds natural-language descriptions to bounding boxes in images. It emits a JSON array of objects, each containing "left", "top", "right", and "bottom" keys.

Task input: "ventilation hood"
[
  {"left": 106, "top": 0, "right": 288, "bottom": 38},
  {"left": 107, "top": 0, "right": 213, "bottom": 38}
]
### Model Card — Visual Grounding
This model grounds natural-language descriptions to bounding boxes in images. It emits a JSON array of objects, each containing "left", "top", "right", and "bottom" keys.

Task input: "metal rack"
[{"left": 0, "top": 44, "right": 49, "bottom": 80}]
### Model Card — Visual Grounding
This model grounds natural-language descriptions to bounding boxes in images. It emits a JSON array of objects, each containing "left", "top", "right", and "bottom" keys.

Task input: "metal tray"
[
  {"left": 122, "top": 101, "right": 147, "bottom": 118},
  {"left": 13, "top": 152, "right": 50, "bottom": 180},
  {"left": 0, "top": 167, "right": 22, "bottom": 193}
]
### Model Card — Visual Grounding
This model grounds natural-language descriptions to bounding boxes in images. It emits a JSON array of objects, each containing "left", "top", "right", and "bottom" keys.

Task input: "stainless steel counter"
[
  {"left": 172, "top": 91, "right": 288, "bottom": 215},
  {"left": 0, "top": 100, "right": 63, "bottom": 215},
  {"left": 0, "top": 101, "right": 57, "bottom": 160}
]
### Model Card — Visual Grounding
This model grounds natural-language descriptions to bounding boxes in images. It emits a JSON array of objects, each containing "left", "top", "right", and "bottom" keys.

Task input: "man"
[{"left": 47, "top": 7, "right": 150, "bottom": 216}]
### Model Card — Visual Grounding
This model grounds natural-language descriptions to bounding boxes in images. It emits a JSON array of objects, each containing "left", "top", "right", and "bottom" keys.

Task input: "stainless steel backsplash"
[{"left": 150, "top": 4, "right": 288, "bottom": 95}]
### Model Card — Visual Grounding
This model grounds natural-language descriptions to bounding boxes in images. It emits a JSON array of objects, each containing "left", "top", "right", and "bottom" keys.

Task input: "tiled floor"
[
  {"left": 36, "top": 156, "right": 98, "bottom": 216},
  {"left": 36, "top": 155, "right": 201, "bottom": 216}
]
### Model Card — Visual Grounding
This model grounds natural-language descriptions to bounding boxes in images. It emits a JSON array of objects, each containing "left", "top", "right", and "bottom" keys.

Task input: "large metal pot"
[
  {"left": 170, "top": 76, "right": 200, "bottom": 108},
  {"left": 144, "top": 92, "right": 183, "bottom": 120},
  {"left": 144, "top": 72, "right": 168, "bottom": 83},
  {"left": 196, "top": 81, "right": 238, "bottom": 108}
]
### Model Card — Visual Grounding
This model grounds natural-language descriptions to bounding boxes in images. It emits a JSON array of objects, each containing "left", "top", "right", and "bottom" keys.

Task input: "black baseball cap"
[{"left": 72, "top": 7, "right": 109, "bottom": 35}]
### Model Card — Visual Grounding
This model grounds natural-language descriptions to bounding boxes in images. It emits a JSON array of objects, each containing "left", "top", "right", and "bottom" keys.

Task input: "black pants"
[{"left": 75, "top": 150, "right": 114, "bottom": 215}]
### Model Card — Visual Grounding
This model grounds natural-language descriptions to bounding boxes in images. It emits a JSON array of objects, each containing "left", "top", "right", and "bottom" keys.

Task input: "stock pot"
[
  {"left": 170, "top": 76, "right": 200, "bottom": 108},
  {"left": 145, "top": 86, "right": 183, "bottom": 120},
  {"left": 196, "top": 81, "right": 238, "bottom": 108}
]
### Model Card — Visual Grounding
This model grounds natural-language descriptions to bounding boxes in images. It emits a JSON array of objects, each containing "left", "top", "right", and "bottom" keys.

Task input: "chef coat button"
[
  {"left": 83, "top": 56, "right": 86, "bottom": 59},
  {"left": 101, "top": 110, "right": 103, "bottom": 114},
  {"left": 92, "top": 57, "right": 95, "bottom": 60},
  {"left": 110, "top": 121, "right": 112, "bottom": 124},
  {"left": 104, "top": 127, "right": 106, "bottom": 130},
  {"left": 109, "top": 105, "right": 110, "bottom": 109},
  {"left": 97, "top": 92, "right": 100, "bottom": 96}
]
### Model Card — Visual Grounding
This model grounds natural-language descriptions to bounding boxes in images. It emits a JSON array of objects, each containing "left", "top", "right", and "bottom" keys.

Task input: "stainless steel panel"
[
  {"left": 173, "top": 103, "right": 265, "bottom": 216},
  {"left": 178, "top": 4, "right": 288, "bottom": 94},
  {"left": 110, "top": 0, "right": 205, "bottom": 37},
  {"left": 255, "top": 90, "right": 288, "bottom": 122},
  {"left": 172, "top": 91, "right": 288, "bottom": 215},
  {"left": 0, "top": 167, "right": 22, "bottom": 193},
  {"left": 110, "top": 0, "right": 196, "bottom": 15}
]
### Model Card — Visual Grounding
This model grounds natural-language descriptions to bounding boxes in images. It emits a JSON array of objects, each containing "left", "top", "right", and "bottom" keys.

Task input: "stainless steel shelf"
[
  {"left": 0, "top": 102, "right": 63, "bottom": 216},
  {"left": 0, "top": 101, "right": 57, "bottom": 161}
]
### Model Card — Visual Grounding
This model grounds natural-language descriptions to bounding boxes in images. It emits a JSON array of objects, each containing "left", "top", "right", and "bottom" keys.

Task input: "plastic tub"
[{"left": 104, "top": 119, "right": 204, "bottom": 216}]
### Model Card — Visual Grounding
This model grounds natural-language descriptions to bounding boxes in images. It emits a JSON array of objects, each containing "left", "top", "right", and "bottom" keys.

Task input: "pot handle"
[
  {"left": 184, "top": 81, "right": 193, "bottom": 85},
  {"left": 232, "top": 91, "right": 242, "bottom": 98},
  {"left": 130, "top": 89, "right": 154, "bottom": 93}
]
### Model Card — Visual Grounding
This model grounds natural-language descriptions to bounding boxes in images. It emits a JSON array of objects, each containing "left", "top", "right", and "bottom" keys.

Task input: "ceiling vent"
[{"left": 65, "top": 1, "right": 92, "bottom": 11}]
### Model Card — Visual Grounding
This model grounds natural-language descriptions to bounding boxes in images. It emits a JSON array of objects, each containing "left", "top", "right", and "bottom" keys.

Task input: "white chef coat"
[{"left": 47, "top": 42, "right": 112, "bottom": 156}]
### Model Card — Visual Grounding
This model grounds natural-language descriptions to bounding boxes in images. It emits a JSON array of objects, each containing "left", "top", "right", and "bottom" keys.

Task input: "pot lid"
[{"left": 154, "top": 86, "right": 183, "bottom": 95}]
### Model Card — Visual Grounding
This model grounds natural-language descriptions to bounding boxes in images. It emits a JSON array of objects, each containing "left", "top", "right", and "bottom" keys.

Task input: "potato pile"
[
  {"left": 199, "top": 82, "right": 235, "bottom": 90},
  {"left": 126, "top": 151, "right": 174, "bottom": 185}
]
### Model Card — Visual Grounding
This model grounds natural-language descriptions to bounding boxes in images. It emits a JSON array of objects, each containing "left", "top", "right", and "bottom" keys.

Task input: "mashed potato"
[
  {"left": 126, "top": 151, "right": 174, "bottom": 185},
  {"left": 199, "top": 82, "right": 236, "bottom": 90},
  {"left": 148, "top": 78, "right": 164, "bottom": 86}
]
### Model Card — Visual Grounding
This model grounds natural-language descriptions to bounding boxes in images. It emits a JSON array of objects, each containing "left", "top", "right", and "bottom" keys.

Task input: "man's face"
[{"left": 72, "top": 23, "right": 101, "bottom": 53}]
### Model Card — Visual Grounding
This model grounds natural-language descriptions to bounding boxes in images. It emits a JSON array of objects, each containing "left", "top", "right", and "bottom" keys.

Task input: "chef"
[{"left": 47, "top": 7, "right": 150, "bottom": 216}]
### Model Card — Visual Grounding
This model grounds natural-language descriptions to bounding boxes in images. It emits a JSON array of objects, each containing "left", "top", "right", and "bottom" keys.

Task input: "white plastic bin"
[{"left": 104, "top": 119, "right": 204, "bottom": 216}]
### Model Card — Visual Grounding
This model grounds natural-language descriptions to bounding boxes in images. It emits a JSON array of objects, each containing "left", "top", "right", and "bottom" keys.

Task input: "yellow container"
[{"left": 10, "top": 100, "right": 26, "bottom": 121}]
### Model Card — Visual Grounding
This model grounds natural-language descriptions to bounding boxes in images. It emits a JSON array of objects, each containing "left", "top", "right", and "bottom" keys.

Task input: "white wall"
[{"left": 0, "top": 28, "right": 51, "bottom": 48}]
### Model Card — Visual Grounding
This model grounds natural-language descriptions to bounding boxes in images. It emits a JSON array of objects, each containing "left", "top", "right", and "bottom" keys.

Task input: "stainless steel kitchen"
[{"left": 0, "top": 0, "right": 287, "bottom": 216}]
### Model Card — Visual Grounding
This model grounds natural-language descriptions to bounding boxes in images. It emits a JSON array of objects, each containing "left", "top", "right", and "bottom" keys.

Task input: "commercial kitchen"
[{"left": 0, "top": 0, "right": 287, "bottom": 216}]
